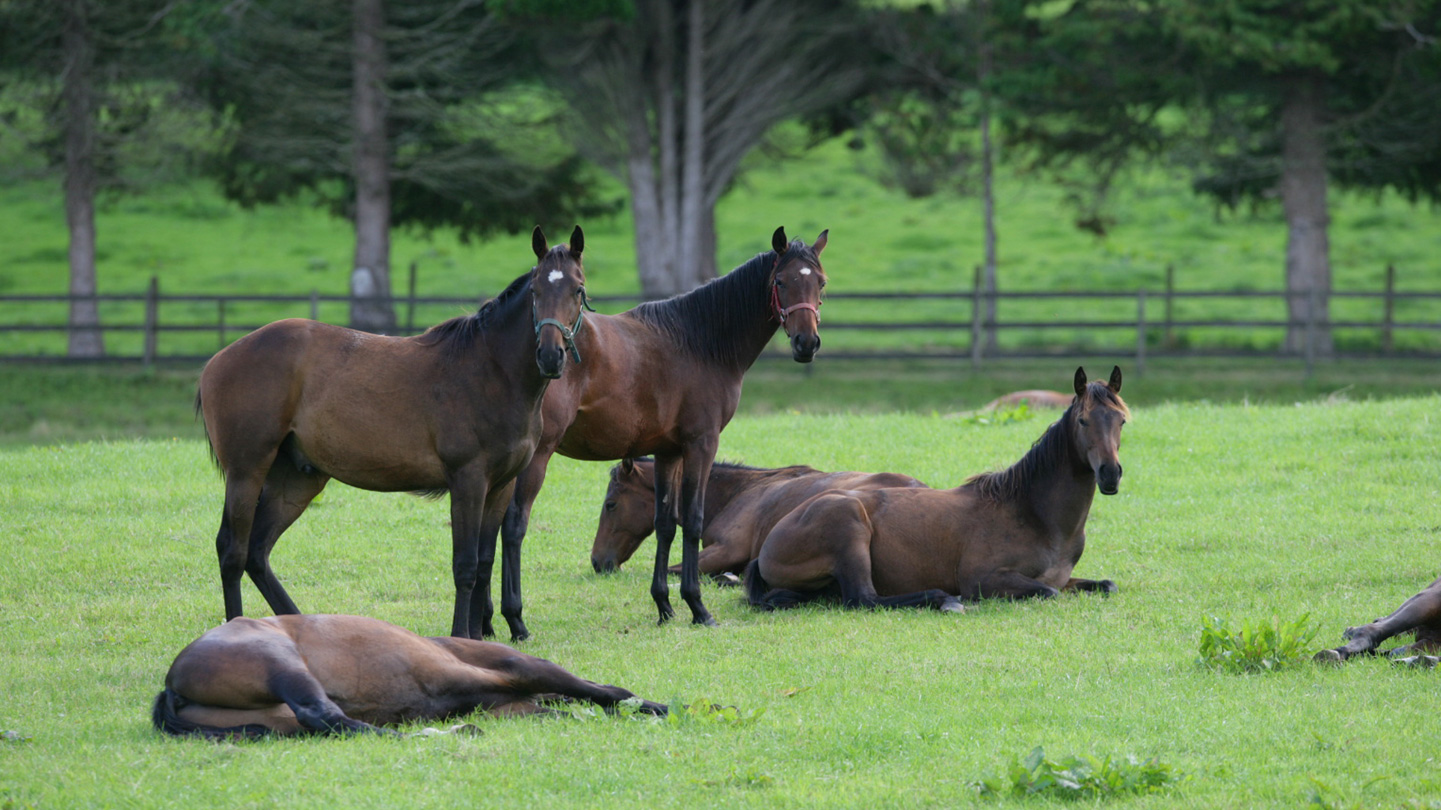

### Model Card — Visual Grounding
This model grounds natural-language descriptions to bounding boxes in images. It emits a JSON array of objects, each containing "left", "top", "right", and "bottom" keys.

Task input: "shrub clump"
[
  {"left": 1197, "top": 613, "right": 1319, "bottom": 674},
  {"left": 975, "top": 746, "right": 1183, "bottom": 800}
]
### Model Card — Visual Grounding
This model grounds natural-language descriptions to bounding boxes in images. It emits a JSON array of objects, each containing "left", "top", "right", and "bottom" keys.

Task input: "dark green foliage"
[{"left": 976, "top": 746, "right": 1184, "bottom": 799}]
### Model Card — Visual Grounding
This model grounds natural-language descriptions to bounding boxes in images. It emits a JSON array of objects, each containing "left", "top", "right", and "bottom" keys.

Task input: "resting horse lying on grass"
[
  {"left": 746, "top": 367, "right": 1128, "bottom": 612},
  {"left": 1316, "top": 575, "right": 1441, "bottom": 666},
  {"left": 153, "top": 615, "right": 666, "bottom": 739}
]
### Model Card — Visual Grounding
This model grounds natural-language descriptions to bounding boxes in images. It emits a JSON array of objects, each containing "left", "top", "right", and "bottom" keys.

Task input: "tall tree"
[
  {"left": 998, "top": 0, "right": 1441, "bottom": 355},
  {"left": 198, "top": 0, "right": 615, "bottom": 332},
  {"left": 518, "top": 0, "right": 869, "bottom": 297},
  {"left": 0, "top": 0, "right": 198, "bottom": 357}
]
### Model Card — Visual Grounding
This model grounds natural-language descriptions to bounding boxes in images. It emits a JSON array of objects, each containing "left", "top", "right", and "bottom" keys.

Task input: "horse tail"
[
  {"left": 743, "top": 560, "right": 770, "bottom": 608},
  {"left": 193, "top": 389, "right": 220, "bottom": 470},
  {"left": 151, "top": 688, "right": 272, "bottom": 740}
]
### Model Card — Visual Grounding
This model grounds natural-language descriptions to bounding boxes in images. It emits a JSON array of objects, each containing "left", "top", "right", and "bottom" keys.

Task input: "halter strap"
[
  {"left": 533, "top": 288, "right": 595, "bottom": 365},
  {"left": 769, "top": 253, "right": 822, "bottom": 325}
]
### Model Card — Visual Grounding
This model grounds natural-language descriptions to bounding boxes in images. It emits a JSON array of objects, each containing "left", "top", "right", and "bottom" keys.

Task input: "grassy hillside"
[
  {"left": 2, "top": 138, "right": 1440, "bottom": 356},
  {"left": 3, "top": 398, "right": 1440, "bottom": 809}
]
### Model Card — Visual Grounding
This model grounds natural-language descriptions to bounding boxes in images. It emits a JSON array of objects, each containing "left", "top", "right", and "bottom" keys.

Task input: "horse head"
[
  {"left": 769, "top": 226, "right": 828, "bottom": 363},
  {"left": 531, "top": 225, "right": 593, "bottom": 379},
  {"left": 590, "top": 458, "right": 657, "bottom": 573},
  {"left": 1072, "top": 365, "right": 1129, "bottom": 495}
]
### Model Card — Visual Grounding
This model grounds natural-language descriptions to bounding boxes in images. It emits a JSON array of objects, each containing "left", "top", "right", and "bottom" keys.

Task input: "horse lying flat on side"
[
  {"left": 746, "top": 366, "right": 1128, "bottom": 612},
  {"left": 153, "top": 614, "right": 667, "bottom": 738},
  {"left": 589, "top": 458, "right": 925, "bottom": 577},
  {"left": 1316, "top": 575, "right": 1441, "bottom": 666}
]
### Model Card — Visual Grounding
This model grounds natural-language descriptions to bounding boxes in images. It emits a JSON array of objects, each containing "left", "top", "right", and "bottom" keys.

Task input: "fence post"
[
  {"left": 217, "top": 299, "right": 226, "bottom": 351},
  {"left": 310, "top": 289, "right": 319, "bottom": 321},
  {"left": 1304, "top": 286, "right": 1318, "bottom": 378},
  {"left": 143, "top": 275, "right": 159, "bottom": 368},
  {"left": 1382, "top": 264, "right": 1395, "bottom": 354},
  {"left": 1163, "top": 264, "right": 1175, "bottom": 349},
  {"left": 1136, "top": 288, "right": 1147, "bottom": 377},
  {"left": 970, "top": 265, "right": 983, "bottom": 369},
  {"left": 407, "top": 261, "right": 418, "bottom": 335}
]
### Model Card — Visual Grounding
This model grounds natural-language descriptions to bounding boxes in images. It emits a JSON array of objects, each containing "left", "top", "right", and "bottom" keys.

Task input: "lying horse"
[
  {"left": 980, "top": 389, "right": 1073, "bottom": 411},
  {"left": 1316, "top": 575, "right": 1441, "bottom": 665},
  {"left": 746, "top": 367, "right": 1128, "bottom": 611},
  {"left": 590, "top": 458, "right": 924, "bottom": 576},
  {"left": 152, "top": 614, "right": 667, "bottom": 738}
]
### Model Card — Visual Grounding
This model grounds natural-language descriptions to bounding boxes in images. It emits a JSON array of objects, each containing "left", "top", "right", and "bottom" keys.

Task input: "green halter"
[{"left": 533, "top": 287, "right": 596, "bottom": 364}]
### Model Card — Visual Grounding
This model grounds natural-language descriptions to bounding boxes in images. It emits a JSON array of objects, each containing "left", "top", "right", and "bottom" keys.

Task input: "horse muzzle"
[
  {"left": 591, "top": 554, "right": 619, "bottom": 574},
  {"left": 536, "top": 345, "right": 567, "bottom": 379},
  {"left": 1096, "top": 462, "right": 1123, "bottom": 495},
  {"left": 791, "top": 332, "right": 820, "bottom": 363}
]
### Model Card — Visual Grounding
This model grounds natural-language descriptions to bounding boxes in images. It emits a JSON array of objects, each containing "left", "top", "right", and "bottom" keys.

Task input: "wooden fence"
[{"left": 3, "top": 266, "right": 1440, "bottom": 373}]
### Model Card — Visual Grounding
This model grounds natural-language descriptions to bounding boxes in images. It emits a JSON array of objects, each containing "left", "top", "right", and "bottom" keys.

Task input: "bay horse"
[
  {"left": 1316, "top": 575, "right": 1441, "bottom": 665},
  {"left": 152, "top": 614, "right": 666, "bottom": 738},
  {"left": 490, "top": 227, "right": 829, "bottom": 640},
  {"left": 746, "top": 367, "right": 1128, "bottom": 611},
  {"left": 196, "top": 226, "right": 590, "bottom": 639},
  {"left": 590, "top": 458, "right": 925, "bottom": 578}
]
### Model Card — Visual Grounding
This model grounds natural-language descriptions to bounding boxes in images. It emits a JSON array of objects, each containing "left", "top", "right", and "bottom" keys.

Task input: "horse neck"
[
  {"left": 704, "top": 463, "right": 796, "bottom": 515},
  {"left": 634, "top": 252, "right": 781, "bottom": 373},
  {"left": 478, "top": 284, "right": 551, "bottom": 394},
  {"left": 972, "top": 410, "right": 1097, "bottom": 536}
]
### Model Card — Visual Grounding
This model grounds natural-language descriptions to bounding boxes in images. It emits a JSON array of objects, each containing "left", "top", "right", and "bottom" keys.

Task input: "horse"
[
  {"left": 1315, "top": 575, "right": 1441, "bottom": 666},
  {"left": 195, "top": 226, "right": 590, "bottom": 639},
  {"left": 981, "top": 389, "right": 1073, "bottom": 411},
  {"left": 490, "top": 226, "right": 829, "bottom": 640},
  {"left": 152, "top": 614, "right": 666, "bottom": 738},
  {"left": 746, "top": 366, "right": 1128, "bottom": 611},
  {"left": 589, "top": 457, "right": 925, "bottom": 578}
]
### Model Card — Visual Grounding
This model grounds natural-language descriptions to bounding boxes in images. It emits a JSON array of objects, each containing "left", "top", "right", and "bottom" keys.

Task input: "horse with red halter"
[
  {"left": 746, "top": 367, "right": 1128, "bottom": 611},
  {"left": 590, "top": 458, "right": 925, "bottom": 578},
  {"left": 489, "top": 227, "right": 829, "bottom": 640},
  {"left": 1316, "top": 575, "right": 1441, "bottom": 665},
  {"left": 152, "top": 614, "right": 666, "bottom": 738},
  {"left": 195, "top": 227, "right": 590, "bottom": 638}
]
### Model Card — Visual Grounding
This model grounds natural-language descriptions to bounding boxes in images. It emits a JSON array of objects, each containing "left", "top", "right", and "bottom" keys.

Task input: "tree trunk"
[
  {"left": 62, "top": 0, "right": 103, "bottom": 358},
  {"left": 1280, "top": 71, "right": 1332, "bottom": 356},
  {"left": 977, "top": 0, "right": 998, "bottom": 353},
  {"left": 678, "top": 0, "right": 707, "bottom": 290},
  {"left": 350, "top": 0, "right": 396, "bottom": 333}
]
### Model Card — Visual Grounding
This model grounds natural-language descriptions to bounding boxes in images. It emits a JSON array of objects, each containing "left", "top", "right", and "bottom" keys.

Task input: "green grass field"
[{"left": 3, "top": 396, "right": 1441, "bottom": 809}]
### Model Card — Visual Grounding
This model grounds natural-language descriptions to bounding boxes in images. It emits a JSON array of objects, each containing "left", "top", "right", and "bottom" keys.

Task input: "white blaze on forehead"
[
  {"left": 799, "top": 267, "right": 812, "bottom": 276},
  {"left": 548, "top": 269, "right": 563, "bottom": 284}
]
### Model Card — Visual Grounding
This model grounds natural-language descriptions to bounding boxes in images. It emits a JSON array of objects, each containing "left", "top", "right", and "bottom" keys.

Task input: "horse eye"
[
  {"left": 1078, "top": 418, "right": 1089, "bottom": 427},
  {"left": 604, "top": 500, "right": 616, "bottom": 512}
]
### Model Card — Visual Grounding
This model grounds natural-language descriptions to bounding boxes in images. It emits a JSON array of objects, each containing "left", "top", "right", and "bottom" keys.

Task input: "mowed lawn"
[{"left": 3, "top": 394, "right": 1440, "bottom": 809}]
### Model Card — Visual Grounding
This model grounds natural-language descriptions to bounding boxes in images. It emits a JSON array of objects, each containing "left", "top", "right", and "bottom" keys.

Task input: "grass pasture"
[{"left": 4, "top": 395, "right": 1441, "bottom": 809}]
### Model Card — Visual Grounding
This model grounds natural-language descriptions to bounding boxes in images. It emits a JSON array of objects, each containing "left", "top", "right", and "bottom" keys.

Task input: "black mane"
[
  {"left": 626, "top": 248, "right": 784, "bottom": 368},
  {"left": 416, "top": 269, "right": 532, "bottom": 357}
]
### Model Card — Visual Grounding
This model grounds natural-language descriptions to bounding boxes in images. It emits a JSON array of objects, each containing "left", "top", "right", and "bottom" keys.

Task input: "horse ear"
[
  {"left": 569, "top": 225, "right": 584, "bottom": 258},
  {"left": 621, "top": 458, "right": 635, "bottom": 475},
  {"left": 1108, "top": 365, "right": 1123, "bottom": 393},
  {"left": 1073, "top": 366, "right": 1088, "bottom": 398},
  {"left": 532, "top": 226, "right": 547, "bottom": 261},
  {"left": 811, "top": 229, "right": 828, "bottom": 256},
  {"left": 772, "top": 226, "right": 788, "bottom": 256}
]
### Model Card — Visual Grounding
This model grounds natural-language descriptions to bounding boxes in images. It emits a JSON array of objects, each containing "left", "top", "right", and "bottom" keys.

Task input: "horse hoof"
[
  {"left": 1314, "top": 649, "right": 1344, "bottom": 665},
  {"left": 940, "top": 598, "right": 966, "bottom": 614},
  {"left": 1098, "top": 580, "right": 1118, "bottom": 594},
  {"left": 692, "top": 615, "right": 719, "bottom": 627},
  {"left": 510, "top": 631, "right": 531, "bottom": 643},
  {"left": 1395, "top": 654, "right": 1439, "bottom": 669},
  {"left": 715, "top": 572, "right": 742, "bottom": 588}
]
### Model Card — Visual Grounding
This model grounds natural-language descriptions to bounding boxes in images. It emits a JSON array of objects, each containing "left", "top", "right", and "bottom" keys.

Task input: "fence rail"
[{"left": 3, "top": 266, "right": 1440, "bottom": 373}]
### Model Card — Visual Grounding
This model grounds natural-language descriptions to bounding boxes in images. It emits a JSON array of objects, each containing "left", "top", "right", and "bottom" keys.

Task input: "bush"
[
  {"left": 1197, "top": 613, "right": 1319, "bottom": 674},
  {"left": 975, "top": 746, "right": 1183, "bottom": 800}
]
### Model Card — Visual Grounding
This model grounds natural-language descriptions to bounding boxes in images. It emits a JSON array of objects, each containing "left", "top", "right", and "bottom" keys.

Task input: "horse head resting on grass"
[{"left": 746, "top": 366, "right": 1128, "bottom": 611}]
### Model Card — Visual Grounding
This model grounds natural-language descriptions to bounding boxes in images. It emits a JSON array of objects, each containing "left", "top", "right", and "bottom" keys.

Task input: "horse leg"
[
  {"left": 677, "top": 438, "right": 718, "bottom": 626},
  {"left": 500, "top": 453, "right": 554, "bottom": 643},
  {"left": 969, "top": 571, "right": 1061, "bottom": 601},
  {"left": 244, "top": 458, "right": 330, "bottom": 615},
  {"left": 428, "top": 637, "right": 668, "bottom": 716},
  {"left": 447, "top": 471, "right": 489, "bottom": 639},
  {"left": 1062, "top": 577, "right": 1119, "bottom": 595},
  {"left": 649, "top": 456, "right": 683, "bottom": 625},
  {"left": 468, "top": 481, "right": 514, "bottom": 640},
  {"left": 216, "top": 469, "right": 270, "bottom": 620},
  {"left": 1326, "top": 579, "right": 1441, "bottom": 661}
]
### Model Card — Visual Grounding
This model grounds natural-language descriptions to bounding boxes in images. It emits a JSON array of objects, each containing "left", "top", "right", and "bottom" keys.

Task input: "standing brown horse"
[
  {"left": 196, "top": 226, "right": 590, "bottom": 639},
  {"left": 152, "top": 614, "right": 666, "bottom": 738},
  {"left": 1316, "top": 575, "right": 1441, "bottom": 664},
  {"left": 746, "top": 367, "right": 1128, "bottom": 611},
  {"left": 590, "top": 458, "right": 924, "bottom": 577},
  {"left": 490, "top": 227, "right": 829, "bottom": 640}
]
